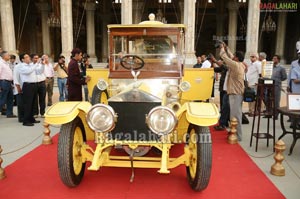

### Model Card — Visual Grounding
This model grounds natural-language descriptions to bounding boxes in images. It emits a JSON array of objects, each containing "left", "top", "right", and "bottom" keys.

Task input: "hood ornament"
[
  {"left": 131, "top": 70, "right": 141, "bottom": 89},
  {"left": 131, "top": 70, "right": 140, "bottom": 82}
]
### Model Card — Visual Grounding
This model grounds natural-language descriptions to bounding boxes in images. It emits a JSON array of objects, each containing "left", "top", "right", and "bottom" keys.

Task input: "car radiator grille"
[{"left": 108, "top": 101, "right": 160, "bottom": 141}]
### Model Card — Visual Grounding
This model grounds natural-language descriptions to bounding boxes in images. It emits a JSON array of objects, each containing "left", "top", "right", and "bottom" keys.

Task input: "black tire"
[
  {"left": 91, "top": 86, "right": 109, "bottom": 105},
  {"left": 58, "top": 117, "right": 86, "bottom": 187},
  {"left": 186, "top": 124, "right": 212, "bottom": 191}
]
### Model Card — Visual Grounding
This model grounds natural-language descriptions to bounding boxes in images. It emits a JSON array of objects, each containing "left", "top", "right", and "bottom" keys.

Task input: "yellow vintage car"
[{"left": 45, "top": 16, "right": 219, "bottom": 191}]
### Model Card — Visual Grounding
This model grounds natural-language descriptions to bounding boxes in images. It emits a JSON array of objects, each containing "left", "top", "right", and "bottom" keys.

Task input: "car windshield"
[{"left": 111, "top": 34, "right": 182, "bottom": 74}]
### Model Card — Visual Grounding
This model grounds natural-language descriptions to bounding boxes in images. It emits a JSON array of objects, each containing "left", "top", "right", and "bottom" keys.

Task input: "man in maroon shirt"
[{"left": 67, "top": 48, "right": 90, "bottom": 101}]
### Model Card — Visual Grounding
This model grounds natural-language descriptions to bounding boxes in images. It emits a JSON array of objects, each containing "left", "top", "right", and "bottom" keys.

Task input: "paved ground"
[{"left": 0, "top": 82, "right": 300, "bottom": 198}]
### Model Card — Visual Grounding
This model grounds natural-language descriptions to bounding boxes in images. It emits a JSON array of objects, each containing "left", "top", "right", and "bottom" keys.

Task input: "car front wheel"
[
  {"left": 58, "top": 117, "right": 86, "bottom": 187},
  {"left": 186, "top": 124, "right": 212, "bottom": 191}
]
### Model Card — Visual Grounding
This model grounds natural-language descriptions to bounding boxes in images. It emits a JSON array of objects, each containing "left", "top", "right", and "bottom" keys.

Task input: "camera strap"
[
  {"left": 60, "top": 64, "right": 68, "bottom": 75},
  {"left": 244, "top": 74, "right": 249, "bottom": 88}
]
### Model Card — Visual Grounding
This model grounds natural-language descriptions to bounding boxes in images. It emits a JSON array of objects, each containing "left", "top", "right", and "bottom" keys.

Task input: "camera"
[
  {"left": 214, "top": 40, "right": 223, "bottom": 49},
  {"left": 82, "top": 53, "right": 89, "bottom": 63}
]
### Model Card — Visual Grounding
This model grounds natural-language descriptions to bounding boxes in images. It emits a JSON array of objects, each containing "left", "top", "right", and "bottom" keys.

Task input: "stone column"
[
  {"left": 215, "top": 0, "right": 225, "bottom": 59},
  {"left": 275, "top": 12, "right": 287, "bottom": 64},
  {"left": 178, "top": 0, "right": 184, "bottom": 24},
  {"left": 227, "top": 0, "right": 239, "bottom": 53},
  {"left": 0, "top": 23, "right": 2, "bottom": 47},
  {"left": 38, "top": 1, "right": 51, "bottom": 55},
  {"left": 85, "top": 2, "right": 97, "bottom": 63},
  {"left": 101, "top": 21, "right": 109, "bottom": 63},
  {"left": 60, "top": 0, "right": 73, "bottom": 60},
  {"left": 121, "top": 0, "right": 132, "bottom": 24},
  {"left": 245, "top": 0, "right": 260, "bottom": 57},
  {"left": 184, "top": 0, "right": 196, "bottom": 67},
  {"left": 216, "top": 1, "right": 225, "bottom": 38},
  {"left": 100, "top": 0, "right": 111, "bottom": 63},
  {"left": 0, "top": 0, "right": 16, "bottom": 54},
  {"left": 133, "top": 0, "right": 144, "bottom": 24},
  {"left": 28, "top": 15, "right": 37, "bottom": 54}
]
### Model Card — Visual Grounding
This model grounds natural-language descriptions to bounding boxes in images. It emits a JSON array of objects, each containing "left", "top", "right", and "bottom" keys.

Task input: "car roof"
[{"left": 107, "top": 23, "right": 185, "bottom": 30}]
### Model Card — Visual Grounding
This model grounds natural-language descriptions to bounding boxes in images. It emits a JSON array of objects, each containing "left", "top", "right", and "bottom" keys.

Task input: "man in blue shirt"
[
  {"left": 289, "top": 50, "right": 300, "bottom": 93},
  {"left": 271, "top": 55, "right": 287, "bottom": 119}
]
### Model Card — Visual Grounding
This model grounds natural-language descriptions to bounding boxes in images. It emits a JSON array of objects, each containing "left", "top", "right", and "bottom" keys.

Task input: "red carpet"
[{"left": 0, "top": 129, "right": 284, "bottom": 199}]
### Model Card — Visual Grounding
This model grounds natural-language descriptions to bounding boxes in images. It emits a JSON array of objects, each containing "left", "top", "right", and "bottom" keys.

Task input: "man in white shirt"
[
  {"left": 13, "top": 59, "right": 24, "bottom": 123},
  {"left": 246, "top": 52, "right": 261, "bottom": 116},
  {"left": 18, "top": 53, "right": 44, "bottom": 126},
  {"left": 201, "top": 56, "right": 212, "bottom": 69},
  {"left": 201, "top": 54, "right": 216, "bottom": 100},
  {"left": 43, "top": 54, "right": 54, "bottom": 106},
  {"left": 9, "top": 54, "right": 18, "bottom": 71},
  {"left": 31, "top": 54, "right": 46, "bottom": 117},
  {"left": 0, "top": 51, "right": 16, "bottom": 118}
]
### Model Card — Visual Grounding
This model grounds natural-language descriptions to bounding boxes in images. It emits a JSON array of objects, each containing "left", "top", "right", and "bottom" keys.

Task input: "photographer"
[
  {"left": 54, "top": 55, "right": 68, "bottom": 101},
  {"left": 31, "top": 54, "right": 46, "bottom": 118},
  {"left": 217, "top": 41, "right": 245, "bottom": 141}
]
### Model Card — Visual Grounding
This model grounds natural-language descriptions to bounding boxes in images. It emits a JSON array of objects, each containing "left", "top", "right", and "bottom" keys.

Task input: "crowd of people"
[
  {"left": 1, "top": 42, "right": 300, "bottom": 137},
  {"left": 193, "top": 41, "right": 300, "bottom": 141},
  {"left": 0, "top": 47, "right": 91, "bottom": 127}
]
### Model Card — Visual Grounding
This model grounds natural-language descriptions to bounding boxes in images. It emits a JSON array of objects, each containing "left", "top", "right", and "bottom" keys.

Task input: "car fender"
[
  {"left": 177, "top": 102, "right": 219, "bottom": 126},
  {"left": 44, "top": 102, "right": 91, "bottom": 125}
]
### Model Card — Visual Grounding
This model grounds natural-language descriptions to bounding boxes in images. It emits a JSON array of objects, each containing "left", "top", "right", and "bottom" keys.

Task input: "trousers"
[{"left": 229, "top": 94, "right": 243, "bottom": 141}]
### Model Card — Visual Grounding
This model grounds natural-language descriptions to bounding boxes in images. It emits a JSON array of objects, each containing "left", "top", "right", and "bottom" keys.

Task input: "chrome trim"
[
  {"left": 96, "top": 79, "right": 109, "bottom": 91},
  {"left": 146, "top": 106, "right": 177, "bottom": 135},
  {"left": 179, "top": 81, "right": 191, "bottom": 92},
  {"left": 86, "top": 104, "right": 117, "bottom": 133}
]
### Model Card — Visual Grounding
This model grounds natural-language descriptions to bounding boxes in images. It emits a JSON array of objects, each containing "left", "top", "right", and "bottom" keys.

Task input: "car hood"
[{"left": 108, "top": 89, "right": 161, "bottom": 103}]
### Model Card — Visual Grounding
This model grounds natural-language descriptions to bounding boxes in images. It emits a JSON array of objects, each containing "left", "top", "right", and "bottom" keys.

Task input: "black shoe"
[
  {"left": 263, "top": 115, "right": 272, "bottom": 118},
  {"left": 7, "top": 114, "right": 17, "bottom": 118},
  {"left": 23, "top": 123, "right": 34, "bottom": 126},
  {"left": 214, "top": 125, "right": 225, "bottom": 131},
  {"left": 33, "top": 120, "right": 40, "bottom": 123}
]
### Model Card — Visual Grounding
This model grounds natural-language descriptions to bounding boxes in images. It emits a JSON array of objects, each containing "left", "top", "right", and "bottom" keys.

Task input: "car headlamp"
[
  {"left": 87, "top": 104, "right": 117, "bottom": 132},
  {"left": 146, "top": 106, "right": 177, "bottom": 135},
  {"left": 96, "top": 79, "right": 108, "bottom": 91}
]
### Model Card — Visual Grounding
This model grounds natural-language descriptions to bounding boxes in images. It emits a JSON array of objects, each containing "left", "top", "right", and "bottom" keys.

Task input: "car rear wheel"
[
  {"left": 58, "top": 117, "right": 86, "bottom": 187},
  {"left": 186, "top": 124, "right": 212, "bottom": 191},
  {"left": 91, "top": 86, "right": 109, "bottom": 105}
]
